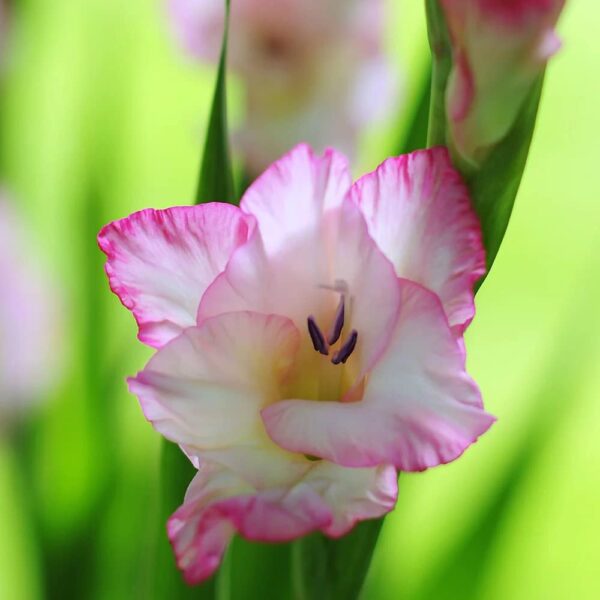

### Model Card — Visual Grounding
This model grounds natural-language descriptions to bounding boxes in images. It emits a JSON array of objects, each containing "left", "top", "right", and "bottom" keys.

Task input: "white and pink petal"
[
  {"left": 240, "top": 143, "right": 352, "bottom": 255},
  {"left": 98, "top": 204, "right": 252, "bottom": 348},
  {"left": 304, "top": 461, "right": 398, "bottom": 537},
  {"left": 262, "top": 279, "right": 494, "bottom": 471},
  {"left": 350, "top": 148, "right": 485, "bottom": 335},
  {"left": 169, "top": 453, "right": 397, "bottom": 584},
  {"left": 129, "top": 311, "right": 300, "bottom": 451}
]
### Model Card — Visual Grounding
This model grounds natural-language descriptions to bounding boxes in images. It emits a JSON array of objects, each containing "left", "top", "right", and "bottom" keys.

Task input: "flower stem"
[
  {"left": 425, "top": 0, "right": 452, "bottom": 148},
  {"left": 196, "top": 0, "right": 234, "bottom": 205}
]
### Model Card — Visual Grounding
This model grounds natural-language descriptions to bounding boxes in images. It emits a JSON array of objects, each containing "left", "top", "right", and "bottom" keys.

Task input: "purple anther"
[
  {"left": 307, "top": 316, "right": 329, "bottom": 355},
  {"left": 328, "top": 295, "right": 345, "bottom": 345},
  {"left": 331, "top": 330, "right": 358, "bottom": 365}
]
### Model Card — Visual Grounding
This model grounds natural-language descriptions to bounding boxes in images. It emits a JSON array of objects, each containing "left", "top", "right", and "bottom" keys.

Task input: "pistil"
[{"left": 327, "top": 295, "right": 345, "bottom": 345}]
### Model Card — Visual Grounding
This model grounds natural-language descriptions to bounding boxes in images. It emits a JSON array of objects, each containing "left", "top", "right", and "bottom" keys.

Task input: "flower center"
[
  {"left": 258, "top": 32, "right": 293, "bottom": 61},
  {"left": 280, "top": 281, "right": 362, "bottom": 405},
  {"left": 306, "top": 293, "right": 358, "bottom": 365}
]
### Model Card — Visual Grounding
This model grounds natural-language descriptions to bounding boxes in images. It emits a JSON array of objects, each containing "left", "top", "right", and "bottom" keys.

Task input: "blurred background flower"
[
  {"left": 168, "top": 0, "right": 400, "bottom": 177},
  {"left": 0, "top": 0, "right": 598, "bottom": 598},
  {"left": 0, "top": 197, "right": 63, "bottom": 426}
]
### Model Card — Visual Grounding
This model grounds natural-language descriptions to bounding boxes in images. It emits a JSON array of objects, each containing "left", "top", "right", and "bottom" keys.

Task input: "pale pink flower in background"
[
  {"left": 167, "top": 0, "right": 399, "bottom": 175},
  {"left": 0, "top": 197, "right": 62, "bottom": 423},
  {"left": 99, "top": 144, "right": 493, "bottom": 583},
  {"left": 440, "top": 0, "right": 566, "bottom": 164}
]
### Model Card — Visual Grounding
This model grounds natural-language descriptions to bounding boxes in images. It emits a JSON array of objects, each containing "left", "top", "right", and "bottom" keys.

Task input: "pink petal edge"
[
  {"left": 349, "top": 147, "right": 486, "bottom": 336},
  {"left": 98, "top": 204, "right": 253, "bottom": 348}
]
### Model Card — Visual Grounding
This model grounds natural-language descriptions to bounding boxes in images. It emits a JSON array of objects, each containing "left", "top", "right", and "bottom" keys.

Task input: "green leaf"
[
  {"left": 292, "top": 518, "right": 384, "bottom": 600},
  {"left": 466, "top": 76, "right": 544, "bottom": 275},
  {"left": 229, "top": 539, "right": 293, "bottom": 600},
  {"left": 196, "top": 0, "right": 234, "bottom": 205},
  {"left": 395, "top": 62, "right": 432, "bottom": 155},
  {"left": 152, "top": 1, "right": 233, "bottom": 596},
  {"left": 424, "top": 0, "right": 452, "bottom": 148}
]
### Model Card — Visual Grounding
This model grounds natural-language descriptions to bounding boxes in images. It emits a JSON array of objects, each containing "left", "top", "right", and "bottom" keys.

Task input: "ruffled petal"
[
  {"left": 240, "top": 143, "right": 351, "bottom": 255},
  {"left": 168, "top": 462, "right": 239, "bottom": 585},
  {"left": 98, "top": 204, "right": 252, "bottom": 348},
  {"left": 128, "top": 311, "right": 300, "bottom": 450},
  {"left": 169, "top": 452, "right": 397, "bottom": 584},
  {"left": 305, "top": 460, "right": 398, "bottom": 537},
  {"left": 350, "top": 148, "right": 485, "bottom": 334},
  {"left": 262, "top": 279, "right": 494, "bottom": 471}
]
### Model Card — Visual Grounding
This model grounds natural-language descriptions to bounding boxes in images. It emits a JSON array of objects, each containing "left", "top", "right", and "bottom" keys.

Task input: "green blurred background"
[{"left": 0, "top": 0, "right": 598, "bottom": 598}]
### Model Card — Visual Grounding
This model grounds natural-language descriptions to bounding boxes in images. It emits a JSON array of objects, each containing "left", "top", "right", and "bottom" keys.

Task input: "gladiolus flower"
[
  {"left": 99, "top": 144, "right": 493, "bottom": 583},
  {"left": 167, "top": 0, "right": 398, "bottom": 175},
  {"left": 0, "top": 197, "right": 62, "bottom": 422},
  {"left": 439, "top": 0, "right": 566, "bottom": 164}
]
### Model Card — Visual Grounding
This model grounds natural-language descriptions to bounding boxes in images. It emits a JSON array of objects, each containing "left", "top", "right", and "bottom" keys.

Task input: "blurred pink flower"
[
  {"left": 0, "top": 197, "right": 62, "bottom": 422},
  {"left": 99, "top": 144, "right": 493, "bottom": 583},
  {"left": 440, "top": 0, "right": 565, "bottom": 164},
  {"left": 168, "top": 0, "right": 399, "bottom": 175}
]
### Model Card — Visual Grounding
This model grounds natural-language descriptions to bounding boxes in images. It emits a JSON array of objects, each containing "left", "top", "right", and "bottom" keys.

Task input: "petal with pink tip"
[
  {"left": 169, "top": 452, "right": 397, "bottom": 584},
  {"left": 350, "top": 148, "right": 485, "bottom": 335},
  {"left": 98, "top": 204, "right": 252, "bottom": 348},
  {"left": 129, "top": 311, "right": 300, "bottom": 451},
  {"left": 168, "top": 463, "right": 239, "bottom": 584},
  {"left": 262, "top": 279, "right": 494, "bottom": 471},
  {"left": 240, "top": 143, "right": 351, "bottom": 255}
]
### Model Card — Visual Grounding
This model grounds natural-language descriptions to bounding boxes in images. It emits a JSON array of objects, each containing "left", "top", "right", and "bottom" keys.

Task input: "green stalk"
[
  {"left": 196, "top": 0, "right": 234, "bottom": 205},
  {"left": 292, "top": 519, "right": 385, "bottom": 600},
  {"left": 155, "top": 0, "right": 233, "bottom": 596},
  {"left": 425, "top": 0, "right": 452, "bottom": 147}
]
